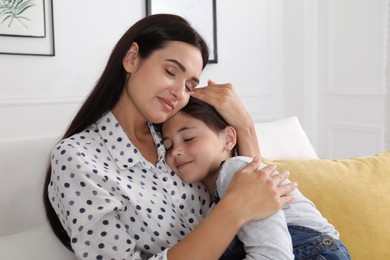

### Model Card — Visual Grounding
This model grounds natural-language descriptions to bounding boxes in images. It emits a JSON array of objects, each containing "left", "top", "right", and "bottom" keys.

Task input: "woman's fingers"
[
  {"left": 207, "top": 79, "right": 216, "bottom": 86},
  {"left": 241, "top": 155, "right": 262, "bottom": 173},
  {"left": 190, "top": 82, "right": 233, "bottom": 109},
  {"left": 191, "top": 82, "right": 252, "bottom": 131},
  {"left": 226, "top": 160, "right": 296, "bottom": 220},
  {"left": 272, "top": 170, "right": 297, "bottom": 203}
]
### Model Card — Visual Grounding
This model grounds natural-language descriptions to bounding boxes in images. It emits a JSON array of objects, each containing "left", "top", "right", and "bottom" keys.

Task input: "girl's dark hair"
[
  {"left": 175, "top": 97, "right": 237, "bottom": 156},
  {"left": 180, "top": 97, "right": 230, "bottom": 132},
  {"left": 43, "top": 14, "right": 209, "bottom": 251}
]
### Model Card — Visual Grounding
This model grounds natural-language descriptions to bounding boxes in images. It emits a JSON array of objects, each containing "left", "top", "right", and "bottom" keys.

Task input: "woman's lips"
[{"left": 159, "top": 97, "right": 174, "bottom": 112}]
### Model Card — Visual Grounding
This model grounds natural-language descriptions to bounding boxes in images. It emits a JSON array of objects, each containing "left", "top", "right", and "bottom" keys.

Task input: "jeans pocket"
[{"left": 288, "top": 225, "right": 350, "bottom": 260}]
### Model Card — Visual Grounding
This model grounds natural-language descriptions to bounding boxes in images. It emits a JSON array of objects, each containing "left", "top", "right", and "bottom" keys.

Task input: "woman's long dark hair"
[{"left": 43, "top": 14, "right": 209, "bottom": 251}]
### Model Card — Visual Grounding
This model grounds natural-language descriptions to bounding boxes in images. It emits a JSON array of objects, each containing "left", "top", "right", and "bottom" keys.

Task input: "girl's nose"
[{"left": 171, "top": 145, "right": 182, "bottom": 157}]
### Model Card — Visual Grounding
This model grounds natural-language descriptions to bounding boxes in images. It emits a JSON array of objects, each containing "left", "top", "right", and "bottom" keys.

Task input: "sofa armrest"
[{"left": 0, "top": 225, "right": 76, "bottom": 260}]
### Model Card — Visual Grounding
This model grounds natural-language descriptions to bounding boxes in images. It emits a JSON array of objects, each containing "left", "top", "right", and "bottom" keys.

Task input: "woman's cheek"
[{"left": 179, "top": 95, "right": 191, "bottom": 109}]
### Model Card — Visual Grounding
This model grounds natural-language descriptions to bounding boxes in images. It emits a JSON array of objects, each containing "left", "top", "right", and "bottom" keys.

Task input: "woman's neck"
[{"left": 112, "top": 99, "right": 158, "bottom": 164}]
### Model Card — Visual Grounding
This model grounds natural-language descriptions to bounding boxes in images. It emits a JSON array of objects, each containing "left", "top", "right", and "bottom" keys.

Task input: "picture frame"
[
  {"left": 0, "top": 0, "right": 55, "bottom": 56},
  {"left": 146, "top": 0, "right": 217, "bottom": 63}
]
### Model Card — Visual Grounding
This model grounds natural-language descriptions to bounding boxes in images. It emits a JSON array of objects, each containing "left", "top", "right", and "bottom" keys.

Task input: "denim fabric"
[
  {"left": 219, "top": 236, "right": 246, "bottom": 260},
  {"left": 288, "top": 225, "right": 351, "bottom": 260},
  {"left": 212, "top": 187, "right": 245, "bottom": 260},
  {"left": 212, "top": 186, "right": 246, "bottom": 260}
]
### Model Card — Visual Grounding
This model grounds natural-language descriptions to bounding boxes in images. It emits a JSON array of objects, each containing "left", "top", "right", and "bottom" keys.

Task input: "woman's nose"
[{"left": 170, "top": 83, "right": 186, "bottom": 101}]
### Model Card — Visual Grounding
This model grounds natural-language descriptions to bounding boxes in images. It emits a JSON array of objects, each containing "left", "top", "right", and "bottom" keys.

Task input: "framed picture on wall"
[
  {"left": 146, "top": 0, "right": 217, "bottom": 63},
  {"left": 0, "top": 0, "right": 55, "bottom": 56}
]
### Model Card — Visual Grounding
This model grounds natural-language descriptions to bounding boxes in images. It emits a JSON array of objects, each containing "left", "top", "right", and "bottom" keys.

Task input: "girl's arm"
[
  {"left": 191, "top": 80, "right": 260, "bottom": 157},
  {"left": 167, "top": 158, "right": 296, "bottom": 259}
]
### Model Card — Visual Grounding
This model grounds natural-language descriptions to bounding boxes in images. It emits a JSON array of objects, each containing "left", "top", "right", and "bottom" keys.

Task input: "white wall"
[
  {"left": 0, "top": 0, "right": 285, "bottom": 141},
  {"left": 283, "top": 0, "right": 388, "bottom": 158},
  {"left": 0, "top": 0, "right": 145, "bottom": 140},
  {"left": 1, "top": 0, "right": 388, "bottom": 159}
]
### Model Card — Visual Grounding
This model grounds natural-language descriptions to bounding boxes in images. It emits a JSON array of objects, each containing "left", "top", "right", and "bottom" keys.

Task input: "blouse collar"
[{"left": 96, "top": 111, "right": 166, "bottom": 171}]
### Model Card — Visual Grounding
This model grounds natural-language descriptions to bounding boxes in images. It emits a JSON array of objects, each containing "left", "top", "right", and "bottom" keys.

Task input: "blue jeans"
[
  {"left": 219, "top": 226, "right": 351, "bottom": 260},
  {"left": 288, "top": 225, "right": 351, "bottom": 260},
  {"left": 219, "top": 236, "right": 245, "bottom": 260}
]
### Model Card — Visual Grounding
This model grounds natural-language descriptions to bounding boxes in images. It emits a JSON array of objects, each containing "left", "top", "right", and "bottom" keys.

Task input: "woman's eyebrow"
[{"left": 165, "top": 59, "right": 200, "bottom": 84}]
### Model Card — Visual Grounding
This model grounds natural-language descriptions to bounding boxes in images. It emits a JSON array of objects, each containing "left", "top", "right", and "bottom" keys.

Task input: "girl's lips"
[
  {"left": 159, "top": 97, "right": 174, "bottom": 112},
  {"left": 176, "top": 161, "right": 192, "bottom": 170}
]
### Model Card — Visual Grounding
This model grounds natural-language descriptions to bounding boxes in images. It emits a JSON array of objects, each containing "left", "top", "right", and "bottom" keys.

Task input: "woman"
[{"left": 43, "top": 14, "right": 296, "bottom": 259}]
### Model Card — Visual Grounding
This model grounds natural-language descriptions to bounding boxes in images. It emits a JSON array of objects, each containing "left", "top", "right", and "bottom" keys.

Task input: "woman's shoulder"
[{"left": 52, "top": 124, "right": 100, "bottom": 157}]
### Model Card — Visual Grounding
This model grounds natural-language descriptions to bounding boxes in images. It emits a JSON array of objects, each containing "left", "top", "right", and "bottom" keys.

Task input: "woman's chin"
[{"left": 149, "top": 114, "right": 170, "bottom": 124}]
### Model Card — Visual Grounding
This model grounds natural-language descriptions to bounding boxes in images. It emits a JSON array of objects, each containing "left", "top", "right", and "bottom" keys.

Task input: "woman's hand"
[
  {"left": 191, "top": 80, "right": 260, "bottom": 156},
  {"left": 191, "top": 80, "right": 252, "bottom": 132},
  {"left": 224, "top": 156, "right": 297, "bottom": 224},
  {"left": 168, "top": 156, "right": 296, "bottom": 260}
]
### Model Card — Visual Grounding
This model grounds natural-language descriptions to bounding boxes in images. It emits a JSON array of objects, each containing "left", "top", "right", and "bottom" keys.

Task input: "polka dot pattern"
[{"left": 48, "top": 112, "right": 212, "bottom": 259}]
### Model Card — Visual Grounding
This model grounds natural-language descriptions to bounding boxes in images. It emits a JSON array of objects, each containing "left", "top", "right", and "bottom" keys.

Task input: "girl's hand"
[{"left": 224, "top": 156, "right": 297, "bottom": 223}]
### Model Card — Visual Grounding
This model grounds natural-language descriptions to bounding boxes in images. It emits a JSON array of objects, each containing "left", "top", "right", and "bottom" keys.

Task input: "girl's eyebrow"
[
  {"left": 162, "top": 126, "right": 196, "bottom": 142},
  {"left": 165, "top": 59, "right": 200, "bottom": 84}
]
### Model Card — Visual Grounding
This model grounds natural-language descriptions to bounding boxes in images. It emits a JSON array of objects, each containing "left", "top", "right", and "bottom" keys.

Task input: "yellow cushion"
[{"left": 265, "top": 151, "right": 390, "bottom": 260}]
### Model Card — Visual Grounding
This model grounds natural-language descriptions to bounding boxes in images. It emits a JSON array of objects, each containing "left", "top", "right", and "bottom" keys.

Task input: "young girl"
[{"left": 162, "top": 97, "right": 351, "bottom": 259}]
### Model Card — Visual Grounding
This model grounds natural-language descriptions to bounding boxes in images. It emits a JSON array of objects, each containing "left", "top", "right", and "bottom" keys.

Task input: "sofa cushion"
[
  {"left": 0, "top": 224, "right": 76, "bottom": 260},
  {"left": 265, "top": 151, "right": 390, "bottom": 260},
  {"left": 254, "top": 116, "right": 318, "bottom": 160},
  {"left": 0, "top": 136, "right": 59, "bottom": 236}
]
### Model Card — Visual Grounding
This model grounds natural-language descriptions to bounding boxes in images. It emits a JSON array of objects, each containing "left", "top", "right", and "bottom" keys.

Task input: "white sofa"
[{"left": 0, "top": 117, "right": 317, "bottom": 260}]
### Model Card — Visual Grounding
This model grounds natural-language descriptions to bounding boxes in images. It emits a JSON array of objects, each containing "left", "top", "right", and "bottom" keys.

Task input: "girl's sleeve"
[{"left": 215, "top": 156, "right": 294, "bottom": 260}]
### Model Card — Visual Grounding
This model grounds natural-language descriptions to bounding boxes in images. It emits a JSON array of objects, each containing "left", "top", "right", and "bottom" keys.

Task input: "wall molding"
[
  {"left": 326, "top": 122, "right": 384, "bottom": 158},
  {"left": 326, "top": 0, "right": 386, "bottom": 96},
  {"left": 303, "top": 0, "right": 319, "bottom": 149},
  {"left": 385, "top": 0, "right": 390, "bottom": 150},
  {"left": 0, "top": 96, "right": 84, "bottom": 107}
]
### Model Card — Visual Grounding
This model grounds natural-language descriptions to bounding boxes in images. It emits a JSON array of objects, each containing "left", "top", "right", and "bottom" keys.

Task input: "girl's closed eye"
[
  {"left": 163, "top": 140, "right": 173, "bottom": 151},
  {"left": 183, "top": 136, "right": 195, "bottom": 142}
]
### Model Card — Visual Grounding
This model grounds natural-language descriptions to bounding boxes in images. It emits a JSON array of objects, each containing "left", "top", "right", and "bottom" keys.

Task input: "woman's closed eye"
[
  {"left": 165, "top": 68, "right": 176, "bottom": 77},
  {"left": 165, "top": 68, "right": 195, "bottom": 92}
]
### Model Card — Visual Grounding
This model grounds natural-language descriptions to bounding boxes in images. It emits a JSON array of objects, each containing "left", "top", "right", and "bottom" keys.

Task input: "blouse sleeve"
[{"left": 48, "top": 141, "right": 168, "bottom": 260}]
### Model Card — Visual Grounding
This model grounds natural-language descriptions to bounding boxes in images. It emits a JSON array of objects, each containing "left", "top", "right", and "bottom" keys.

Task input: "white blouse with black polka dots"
[{"left": 48, "top": 112, "right": 212, "bottom": 260}]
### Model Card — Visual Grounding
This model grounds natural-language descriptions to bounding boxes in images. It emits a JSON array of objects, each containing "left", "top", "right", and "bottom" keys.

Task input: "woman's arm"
[
  {"left": 191, "top": 80, "right": 260, "bottom": 157},
  {"left": 167, "top": 158, "right": 296, "bottom": 259}
]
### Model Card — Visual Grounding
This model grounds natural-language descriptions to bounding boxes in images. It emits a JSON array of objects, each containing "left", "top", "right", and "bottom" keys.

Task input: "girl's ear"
[
  {"left": 223, "top": 126, "right": 237, "bottom": 151},
  {"left": 123, "top": 42, "right": 140, "bottom": 73}
]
